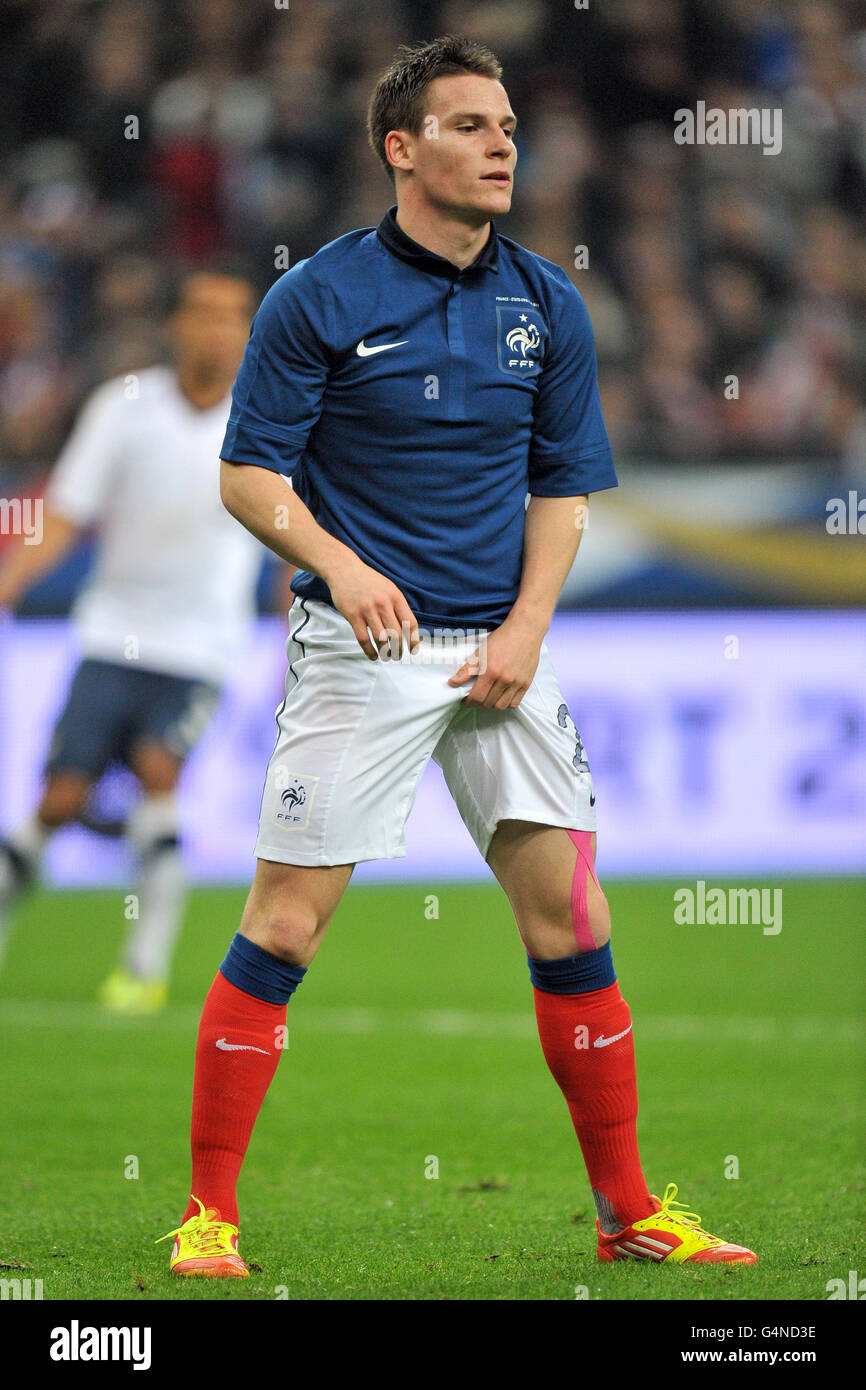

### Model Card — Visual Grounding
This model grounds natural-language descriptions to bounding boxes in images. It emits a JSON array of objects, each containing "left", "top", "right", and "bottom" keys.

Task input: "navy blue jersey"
[{"left": 221, "top": 207, "right": 617, "bottom": 629}]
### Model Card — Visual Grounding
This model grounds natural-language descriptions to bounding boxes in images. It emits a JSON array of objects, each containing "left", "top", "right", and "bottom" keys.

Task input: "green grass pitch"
[{"left": 0, "top": 877, "right": 863, "bottom": 1301}]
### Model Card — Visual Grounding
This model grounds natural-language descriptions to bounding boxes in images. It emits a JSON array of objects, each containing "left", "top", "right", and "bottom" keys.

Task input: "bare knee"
[
  {"left": 242, "top": 900, "right": 322, "bottom": 966},
  {"left": 38, "top": 773, "right": 92, "bottom": 828},
  {"left": 488, "top": 821, "right": 611, "bottom": 959},
  {"left": 238, "top": 859, "right": 352, "bottom": 968},
  {"left": 518, "top": 864, "right": 611, "bottom": 958}
]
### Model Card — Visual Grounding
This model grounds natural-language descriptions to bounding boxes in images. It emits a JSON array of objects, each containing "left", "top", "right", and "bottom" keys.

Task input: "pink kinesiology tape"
[{"left": 566, "top": 829, "right": 601, "bottom": 953}]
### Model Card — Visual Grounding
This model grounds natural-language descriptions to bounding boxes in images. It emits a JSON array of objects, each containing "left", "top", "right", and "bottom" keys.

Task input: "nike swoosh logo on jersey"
[
  {"left": 356, "top": 338, "right": 408, "bottom": 356},
  {"left": 593, "top": 1024, "right": 633, "bottom": 1048},
  {"left": 215, "top": 1037, "right": 269, "bottom": 1055}
]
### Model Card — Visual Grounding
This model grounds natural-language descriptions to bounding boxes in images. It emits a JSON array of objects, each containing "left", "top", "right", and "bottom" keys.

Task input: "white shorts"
[{"left": 255, "top": 598, "right": 597, "bottom": 867}]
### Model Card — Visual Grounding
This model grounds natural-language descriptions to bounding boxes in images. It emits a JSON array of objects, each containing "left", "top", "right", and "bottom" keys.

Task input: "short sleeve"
[
  {"left": 220, "top": 265, "right": 332, "bottom": 477},
  {"left": 46, "top": 379, "right": 124, "bottom": 526},
  {"left": 528, "top": 278, "right": 618, "bottom": 497}
]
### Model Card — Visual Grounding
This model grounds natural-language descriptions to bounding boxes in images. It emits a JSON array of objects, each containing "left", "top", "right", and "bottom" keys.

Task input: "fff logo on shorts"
[{"left": 274, "top": 775, "right": 319, "bottom": 830}]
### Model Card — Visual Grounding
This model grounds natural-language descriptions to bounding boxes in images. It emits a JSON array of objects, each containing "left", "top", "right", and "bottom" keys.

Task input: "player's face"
[
  {"left": 396, "top": 74, "right": 517, "bottom": 224},
  {"left": 169, "top": 275, "right": 255, "bottom": 379}
]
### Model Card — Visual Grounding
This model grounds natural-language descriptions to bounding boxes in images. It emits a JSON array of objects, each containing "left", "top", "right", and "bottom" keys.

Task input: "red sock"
[
  {"left": 533, "top": 980, "right": 654, "bottom": 1230},
  {"left": 183, "top": 971, "right": 286, "bottom": 1227}
]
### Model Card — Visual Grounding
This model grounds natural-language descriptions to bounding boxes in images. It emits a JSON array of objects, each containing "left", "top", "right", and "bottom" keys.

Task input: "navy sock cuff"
[
  {"left": 219, "top": 932, "right": 307, "bottom": 1005},
  {"left": 528, "top": 940, "right": 616, "bottom": 994}
]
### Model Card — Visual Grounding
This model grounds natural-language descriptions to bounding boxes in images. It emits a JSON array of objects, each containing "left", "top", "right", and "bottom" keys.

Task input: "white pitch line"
[{"left": 0, "top": 1000, "right": 861, "bottom": 1045}]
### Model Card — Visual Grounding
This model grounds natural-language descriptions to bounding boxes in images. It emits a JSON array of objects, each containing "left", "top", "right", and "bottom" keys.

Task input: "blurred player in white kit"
[{"left": 0, "top": 266, "right": 267, "bottom": 1011}]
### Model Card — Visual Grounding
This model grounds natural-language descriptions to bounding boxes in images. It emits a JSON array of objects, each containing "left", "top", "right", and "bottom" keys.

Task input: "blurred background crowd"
[{"left": 1, "top": 0, "right": 864, "bottom": 606}]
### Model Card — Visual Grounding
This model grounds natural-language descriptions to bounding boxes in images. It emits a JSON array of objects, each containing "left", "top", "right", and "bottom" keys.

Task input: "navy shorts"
[{"left": 45, "top": 658, "right": 221, "bottom": 781}]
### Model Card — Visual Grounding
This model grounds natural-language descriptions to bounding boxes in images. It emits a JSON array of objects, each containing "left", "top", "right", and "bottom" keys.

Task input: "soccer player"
[
  {"left": 160, "top": 38, "right": 756, "bottom": 1276},
  {"left": 0, "top": 267, "right": 266, "bottom": 1012}
]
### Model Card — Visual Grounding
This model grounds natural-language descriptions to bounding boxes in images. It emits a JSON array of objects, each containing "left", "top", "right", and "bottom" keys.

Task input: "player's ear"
[{"left": 385, "top": 128, "right": 414, "bottom": 176}]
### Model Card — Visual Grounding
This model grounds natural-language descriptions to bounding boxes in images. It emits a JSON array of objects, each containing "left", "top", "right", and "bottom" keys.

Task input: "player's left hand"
[{"left": 448, "top": 612, "right": 544, "bottom": 710}]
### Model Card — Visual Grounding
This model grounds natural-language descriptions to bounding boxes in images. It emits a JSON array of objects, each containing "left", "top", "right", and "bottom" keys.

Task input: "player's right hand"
[{"left": 326, "top": 556, "right": 420, "bottom": 661}]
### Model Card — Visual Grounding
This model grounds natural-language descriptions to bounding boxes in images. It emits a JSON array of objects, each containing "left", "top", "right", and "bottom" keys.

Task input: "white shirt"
[{"left": 48, "top": 365, "right": 264, "bottom": 684}]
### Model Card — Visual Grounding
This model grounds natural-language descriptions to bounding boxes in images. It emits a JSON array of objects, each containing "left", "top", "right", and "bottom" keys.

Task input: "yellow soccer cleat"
[
  {"left": 97, "top": 968, "right": 167, "bottom": 1015},
  {"left": 596, "top": 1183, "right": 757, "bottom": 1264},
  {"left": 156, "top": 1195, "right": 249, "bottom": 1278}
]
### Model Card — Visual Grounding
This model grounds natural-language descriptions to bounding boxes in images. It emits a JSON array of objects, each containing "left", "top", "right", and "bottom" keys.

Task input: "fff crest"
[{"left": 496, "top": 305, "right": 545, "bottom": 377}]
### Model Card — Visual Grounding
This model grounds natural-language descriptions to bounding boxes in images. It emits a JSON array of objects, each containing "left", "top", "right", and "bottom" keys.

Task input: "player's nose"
[{"left": 487, "top": 139, "right": 515, "bottom": 167}]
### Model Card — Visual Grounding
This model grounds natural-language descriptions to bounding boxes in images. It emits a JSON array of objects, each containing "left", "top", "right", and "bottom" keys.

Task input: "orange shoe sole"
[{"left": 171, "top": 1256, "right": 249, "bottom": 1278}]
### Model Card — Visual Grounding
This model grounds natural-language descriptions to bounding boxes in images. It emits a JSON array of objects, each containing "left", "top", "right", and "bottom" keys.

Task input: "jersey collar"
[{"left": 376, "top": 205, "right": 500, "bottom": 277}]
